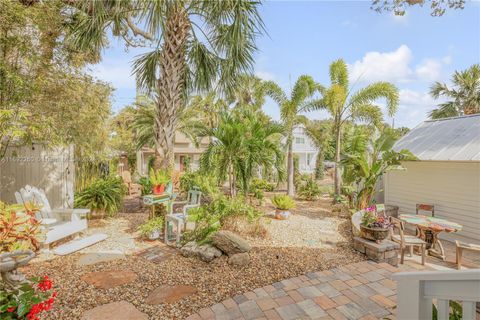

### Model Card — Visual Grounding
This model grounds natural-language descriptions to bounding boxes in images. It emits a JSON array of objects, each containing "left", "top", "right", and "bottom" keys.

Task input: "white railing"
[{"left": 392, "top": 269, "right": 480, "bottom": 320}]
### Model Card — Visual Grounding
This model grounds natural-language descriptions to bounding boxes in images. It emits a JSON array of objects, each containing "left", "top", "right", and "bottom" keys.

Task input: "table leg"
[{"left": 427, "top": 231, "right": 446, "bottom": 261}]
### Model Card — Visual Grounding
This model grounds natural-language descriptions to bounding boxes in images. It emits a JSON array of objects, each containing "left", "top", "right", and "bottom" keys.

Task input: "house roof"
[{"left": 393, "top": 114, "right": 480, "bottom": 162}]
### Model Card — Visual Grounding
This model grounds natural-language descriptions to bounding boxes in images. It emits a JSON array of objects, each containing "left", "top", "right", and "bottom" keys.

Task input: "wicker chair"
[{"left": 391, "top": 217, "right": 427, "bottom": 265}]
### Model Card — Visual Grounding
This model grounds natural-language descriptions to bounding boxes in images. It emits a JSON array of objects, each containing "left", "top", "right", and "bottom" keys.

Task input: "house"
[
  {"left": 291, "top": 125, "right": 319, "bottom": 174},
  {"left": 136, "top": 131, "right": 209, "bottom": 175},
  {"left": 385, "top": 114, "right": 480, "bottom": 244}
]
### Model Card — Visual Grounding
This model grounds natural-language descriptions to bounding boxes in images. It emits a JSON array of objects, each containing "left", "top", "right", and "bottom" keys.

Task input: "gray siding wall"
[{"left": 0, "top": 144, "right": 75, "bottom": 208}]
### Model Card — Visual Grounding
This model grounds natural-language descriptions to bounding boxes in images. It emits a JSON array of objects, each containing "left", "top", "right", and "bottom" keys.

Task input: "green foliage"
[
  {"left": 371, "top": 0, "right": 465, "bottom": 17},
  {"left": 74, "top": 177, "right": 125, "bottom": 217},
  {"left": 432, "top": 300, "right": 463, "bottom": 320},
  {"left": 272, "top": 195, "right": 296, "bottom": 210},
  {"left": 250, "top": 178, "right": 274, "bottom": 192},
  {"left": 148, "top": 168, "right": 170, "bottom": 186},
  {"left": 0, "top": 202, "right": 42, "bottom": 253},
  {"left": 297, "top": 177, "right": 322, "bottom": 201},
  {"left": 137, "top": 217, "right": 164, "bottom": 237},
  {"left": 138, "top": 177, "right": 153, "bottom": 196},
  {"left": 179, "top": 171, "right": 220, "bottom": 199}
]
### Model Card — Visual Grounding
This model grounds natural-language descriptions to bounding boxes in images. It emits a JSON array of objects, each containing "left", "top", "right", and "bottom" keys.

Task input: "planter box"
[
  {"left": 353, "top": 236, "right": 400, "bottom": 266},
  {"left": 360, "top": 225, "right": 390, "bottom": 242}
]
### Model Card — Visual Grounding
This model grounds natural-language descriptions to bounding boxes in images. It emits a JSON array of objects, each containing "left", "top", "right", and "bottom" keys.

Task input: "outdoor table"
[
  {"left": 399, "top": 214, "right": 462, "bottom": 261},
  {"left": 143, "top": 193, "right": 176, "bottom": 219}
]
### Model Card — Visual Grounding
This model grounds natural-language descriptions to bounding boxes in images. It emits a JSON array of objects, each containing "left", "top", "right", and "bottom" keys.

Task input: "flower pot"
[
  {"left": 148, "top": 229, "right": 161, "bottom": 240},
  {"left": 360, "top": 225, "right": 390, "bottom": 243},
  {"left": 275, "top": 209, "right": 290, "bottom": 220},
  {"left": 152, "top": 184, "right": 165, "bottom": 195}
]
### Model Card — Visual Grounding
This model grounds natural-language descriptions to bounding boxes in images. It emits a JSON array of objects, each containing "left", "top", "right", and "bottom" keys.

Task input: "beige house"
[
  {"left": 136, "top": 131, "right": 209, "bottom": 175},
  {"left": 385, "top": 114, "right": 480, "bottom": 244}
]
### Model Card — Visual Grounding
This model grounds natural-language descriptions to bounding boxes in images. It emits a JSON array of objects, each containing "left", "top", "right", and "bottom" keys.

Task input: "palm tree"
[
  {"left": 308, "top": 59, "right": 399, "bottom": 197},
  {"left": 264, "top": 75, "right": 319, "bottom": 196},
  {"left": 68, "top": 1, "right": 264, "bottom": 169},
  {"left": 429, "top": 64, "right": 480, "bottom": 119},
  {"left": 200, "top": 110, "right": 284, "bottom": 197},
  {"left": 304, "top": 120, "right": 334, "bottom": 180}
]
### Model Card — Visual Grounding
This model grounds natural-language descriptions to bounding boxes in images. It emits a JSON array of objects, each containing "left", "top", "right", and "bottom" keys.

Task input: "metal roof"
[{"left": 393, "top": 114, "right": 480, "bottom": 161}]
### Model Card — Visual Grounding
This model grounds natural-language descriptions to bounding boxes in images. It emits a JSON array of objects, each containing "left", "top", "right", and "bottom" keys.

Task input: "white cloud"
[
  {"left": 349, "top": 45, "right": 451, "bottom": 84},
  {"left": 255, "top": 70, "right": 276, "bottom": 81},
  {"left": 394, "top": 89, "right": 438, "bottom": 127},
  {"left": 90, "top": 62, "right": 135, "bottom": 90}
]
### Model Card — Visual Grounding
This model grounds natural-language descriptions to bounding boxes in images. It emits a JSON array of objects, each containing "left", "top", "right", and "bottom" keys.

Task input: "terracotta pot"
[
  {"left": 275, "top": 209, "right": 290, "bottom": 220},
  {"left": 360, "top": 225, "right": 390, "bottom": 243},
  {"left": 152, "top": 184, "right": 165, "bottom": 195}
]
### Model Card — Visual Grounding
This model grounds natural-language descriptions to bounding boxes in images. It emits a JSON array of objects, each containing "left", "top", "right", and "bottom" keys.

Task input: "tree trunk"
[
  {"left": 287, "top": 139, "right": 295, "bottom": 196},
  {"left": 154, "top": 6, "right": 190, "bottom": 170},
  {"left": 334, "top": 123, "right": 342, "bottom": 197}
]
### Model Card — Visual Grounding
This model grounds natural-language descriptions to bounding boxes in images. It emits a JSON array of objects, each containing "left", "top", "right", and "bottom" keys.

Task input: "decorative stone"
[
  {"left": 180, "top": 241, "right": 222, "bottom": 262},
  {"left": 146, "top": 285, "right": 198, "bottom": 304},
  {"left": 81, "top": 301, "right": 148, "bottom": 320},
  {"left": 77, "top": 250, "right": 126, "bottom": 266},
  {"left": 228, "top": 252, "right": 250, "bottom": 267},
  {"left": 211, "top": 231, "right": 251, "bottom": 256},
  {"left": 81, "top": 270, "right": 137, "bottom": 289},
  {"left": 353, "top": 237, "right": 400, "bottom": 266}
]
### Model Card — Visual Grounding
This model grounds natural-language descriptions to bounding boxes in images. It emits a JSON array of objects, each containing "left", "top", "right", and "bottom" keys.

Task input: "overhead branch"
[{"left": 126, "top": 15, "right": 154, "bottom": 41}]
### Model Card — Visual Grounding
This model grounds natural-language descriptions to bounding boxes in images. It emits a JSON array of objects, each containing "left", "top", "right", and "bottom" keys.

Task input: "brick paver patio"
[{"left": 186, "top": 260, "right": 426, "bottom": 320}]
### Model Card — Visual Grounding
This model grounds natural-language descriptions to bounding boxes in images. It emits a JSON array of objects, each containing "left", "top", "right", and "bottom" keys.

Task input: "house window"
[
  {"left": 295, "top": 137, "right": 305, "bottom": 144},
  {"left": 307, "top": 153, "right": 312, "bottom": 166}
]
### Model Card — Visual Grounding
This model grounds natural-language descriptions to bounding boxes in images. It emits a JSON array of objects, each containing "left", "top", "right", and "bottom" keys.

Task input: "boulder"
[
  {"left": 180, "top": 241, "right": 222, "bottom": 262},
  {"left": 228, "top": 252, "right": 250, "bottom": 268},
  {"left": 211, "top": 231, "right": 251, "bottom": 256}
]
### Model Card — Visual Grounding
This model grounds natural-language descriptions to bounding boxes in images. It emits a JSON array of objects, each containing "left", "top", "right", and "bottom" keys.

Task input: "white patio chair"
[{"left": 15, "top": 185, "right": 89, "bottom": 245}]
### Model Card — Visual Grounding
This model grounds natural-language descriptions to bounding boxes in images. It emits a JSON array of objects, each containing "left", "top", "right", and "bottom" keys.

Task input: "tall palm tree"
[
  {"left": 68, "top": 1, "right": 264, "bottom": 169},
  {"left": 264, "top": 75, "right": 319, "bottom": 196},
  {"left": 304, "top": 120, "right": 334, "bottom": 179},
  {"left": 429, "top": 64, "right": 480, "bottom": 119},
  {"left": 308, "top": 59, "right": 399, "bottom": 197}
]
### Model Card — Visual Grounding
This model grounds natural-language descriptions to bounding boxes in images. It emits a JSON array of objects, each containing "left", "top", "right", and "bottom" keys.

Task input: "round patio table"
[{"left": 399, "top": 214, "right": 462, "bottom": 261}]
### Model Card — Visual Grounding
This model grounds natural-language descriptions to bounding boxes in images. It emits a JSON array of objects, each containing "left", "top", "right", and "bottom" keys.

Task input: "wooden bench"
[{"left": 455, "top": 240, "right": 480, "bottom": 269}]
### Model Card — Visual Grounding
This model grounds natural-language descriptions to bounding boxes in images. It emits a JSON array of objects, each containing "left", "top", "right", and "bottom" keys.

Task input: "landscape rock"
[
  {"left": 228, "top": 252, "right": 250, "bottom": 267},
  {"left": 146, "top": 285, "right": 197, "bottom": 304},
  {"left": 180, "top": 241, "right": 222, "bottom": 262},
  {"left": 211, "top": 230, "right": 251, "bottom": 255},
  {"left": 81, "top": 301, "right": 148, "bottom": 320},
  {"left": 81, "top": 270, "right": 137, "bottom": 289}
]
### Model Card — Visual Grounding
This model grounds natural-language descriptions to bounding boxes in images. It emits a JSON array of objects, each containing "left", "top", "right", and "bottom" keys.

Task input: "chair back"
[
  {"left": 186, "top": 187, "right": 202, "bottom": 206},
  {"left": 391, "top": 217, "right": 406, "bottom": 245},
  {"left": 15, "top": 185, "right": 51, "bottom": 219},
  {"left": 121, "top": 171, "right": 132, "bottom": 184},
  {"left": 416, "top": 203, "right": 434, "bottom": 217},
  {"left": 165, "top": 181, "right": 173, "bottom": 194}
]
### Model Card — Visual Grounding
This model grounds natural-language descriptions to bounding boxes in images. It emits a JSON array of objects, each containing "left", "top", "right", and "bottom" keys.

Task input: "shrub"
[
  {"left": 297, "top": 177, "right": 321, "bottom": 200},
  {"left": 137, "top": 217, "right": 164, "bottom": 237},
  {"left": 74, "top": 177, "right": 125, "bottom": 217},
  {"left": 182, "top": 206, "right": 221, "bottom": 245},
  {"left": 149, "top": 168, "right": 170, "bottom": 186},
  {"left": 0, "top": 202, "right": 43, "bottom": 253},
  {"left": 250, "top": 178, "right": 274, "bottom": 192},
  {"left": 272, "top": 195, "right": 295, "bottom": 210},
  {"left": 179, "top": 171, "right": 219, "bottom": 199},
  {"left": 138, "top": 176, "right": 152, "bottom": 196}
]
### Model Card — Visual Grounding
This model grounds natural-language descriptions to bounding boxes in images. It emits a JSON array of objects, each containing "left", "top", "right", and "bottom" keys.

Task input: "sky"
[{"left": 90, "top": 1, "right": 480, "bottom": 128}]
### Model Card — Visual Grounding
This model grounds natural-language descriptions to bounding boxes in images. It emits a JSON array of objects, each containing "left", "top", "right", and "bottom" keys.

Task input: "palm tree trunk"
[
  {"left": 154, "top": 6, "right": 190, "bottom": 170},
  {"left": 334, "top": 123, "right": 342, "bottom": 197},
  {"left": 287, "top": 140, "right": 295, "bottom": 196}
]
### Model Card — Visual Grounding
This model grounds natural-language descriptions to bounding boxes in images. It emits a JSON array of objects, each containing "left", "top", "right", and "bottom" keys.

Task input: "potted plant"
[
  {"left": 360, "top": 206, "right": 392, "bottom": 243},
  {"left": 138, "top": 217, "right": 164, "bottom": 240},
  {"left": 272, "top": 195, "right": 295, "bottom": 220},
  {"left": 149, "top": 168, "right": 170, "bottom": 195}
]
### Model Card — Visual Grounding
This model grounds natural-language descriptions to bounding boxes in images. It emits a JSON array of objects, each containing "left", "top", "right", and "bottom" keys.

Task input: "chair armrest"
[{"left": 50, "top": 208, "right": 89, "bottom": 221}]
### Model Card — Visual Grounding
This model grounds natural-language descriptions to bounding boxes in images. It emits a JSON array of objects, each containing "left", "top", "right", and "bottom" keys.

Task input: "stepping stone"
[
  {"left": 137, "top": 245, "right": 176, "bottom": 263},
  {"left": 77, "top": 250, "right": 126, "bottom": 266},
  {"left": 53, "top": 234, "right": 108, "bottom": 256},
  {"left": 81, "top": 270, "right": 137, "bottom": 289},
  {"left": 146, "top": 284, "right": 197, "bottom": 304},
  {"left": 81, "top": 301, "right": 148, "bottom": 320}
]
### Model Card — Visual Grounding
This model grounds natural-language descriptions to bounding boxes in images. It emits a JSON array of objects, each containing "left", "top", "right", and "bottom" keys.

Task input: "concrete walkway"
[{"left": 186, "top": 260, "right": 424, "bottom": 320}]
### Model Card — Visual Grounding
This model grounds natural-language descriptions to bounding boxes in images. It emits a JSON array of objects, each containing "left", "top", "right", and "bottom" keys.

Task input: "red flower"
[
  {"left": 37, "top": 275, "right": 52, "bottom": 292},
  {"left": 7, "top": 307, "right": 15, "bottom": 312}
]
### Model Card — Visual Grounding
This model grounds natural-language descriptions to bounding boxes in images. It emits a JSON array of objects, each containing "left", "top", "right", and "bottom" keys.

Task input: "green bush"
[
  {"left": 149, "top": 168, "right": 170, "bottom": 186},
  {"left": 74, "top": 176, "right": 125, "bottom": 217},
  {"left": 138, "top": 176, "right": 152, "bottom": 195},
  {"left": 250, "top": 178, "right": 274, "bottom": 192},
  {"left": 137, "top": 217, "right": 164, "bottom": 237},
  {"left": 272, "top": 195, "right": 295, "bottom": 210},
  {"left": 297, "top": 177, "right": 321, "bottom": 201},
  {"left": 179, "top": 171, "right": 219, "bottom": 198}
]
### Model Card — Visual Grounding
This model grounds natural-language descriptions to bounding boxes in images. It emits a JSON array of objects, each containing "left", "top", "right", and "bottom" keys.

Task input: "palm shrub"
[
  {"left": 179, "top": 171, "right": 220, "bottom": 201},
  {"left": 272, "top": 195, "right": 296, "bottom": 210},
  {"left": 74, "top": 177, "right": 125, "bottom": 218},
  {"left": 297, "top": 177, "right": 322, "bottom": 201},
  {"left": 250, "top": 178, "right": 274, "bottom": 192},
  {"left": 138, "top": 176, "right": 152, "bottom": 196}
]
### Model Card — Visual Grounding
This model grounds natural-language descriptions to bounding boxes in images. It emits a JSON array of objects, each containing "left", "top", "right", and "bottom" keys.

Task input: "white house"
[
  {"left": 291, "top": 125, "right": 319, "bottom": 174},
  {"left": 385, "top": 114, "right": 480, "bottom": 244}
]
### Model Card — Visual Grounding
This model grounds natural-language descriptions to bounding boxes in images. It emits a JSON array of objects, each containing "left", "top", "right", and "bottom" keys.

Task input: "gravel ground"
[{"left": 22, "top": 195, "right": 365, "bottom": 320}]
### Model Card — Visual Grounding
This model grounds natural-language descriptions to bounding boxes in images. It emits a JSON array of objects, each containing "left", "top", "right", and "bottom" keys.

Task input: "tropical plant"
[
  {"left": 69, "top": 1, "right": 264, "bottom": 169},
  {"left": 307, "top": 59, "right": 399, "bottom": 197},
  {"left": 0, "top": 202, "right": 42, "bottom": 253},
  {"left": 264, "top": 75, "right": 319, "bottom": 196},
  {"left": 341, "top": 130, "right": 415, "bottom": 209},
  {"left": 250, "top": 178, "right": 275, "bottom": 192},
  {"left": 138, "top": 177, "right": 153, "bottom": 196},
  {"left": 137, "top": 217, "right": 164, "bottom": 238},
  {"left": 297, "top": 177, "right": 322, "bottom": 201},
  {"left": 74, "top": 177, "right": 125, "bottom": 217},
  {"left": 305, "top": 120, "right": 335, "bottom": 179},
  {"left": 148, "top": 168, "right": 170, "bottom": 187},
  {"left": 272, "top": 195, "right": 296, "bottom": 210},
  {"left": 429, "top": 64, "right": 480, "bottom": 119},
  {"left": 179, "top": 171, "right": 219, "bottom": 200},
  {"left": 0, "top": 275, "right": 57, "bottom": 320},
  {"left": 432, "top": 300, "right": 462, "bottom": 320},
  {"left": 200, "top": 110, "right": 285, "bottom": 196}
]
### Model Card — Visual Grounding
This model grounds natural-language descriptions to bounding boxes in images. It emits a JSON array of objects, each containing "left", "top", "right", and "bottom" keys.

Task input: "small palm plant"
[
  {"left": 272, "top": 195, "right": 295, "bottom": 220},
  {"left": 149, "top": 168, "right": 170, "bottom": 194},
  {"left": 74, "top": 177, "right": 125, "bottom": 218}
]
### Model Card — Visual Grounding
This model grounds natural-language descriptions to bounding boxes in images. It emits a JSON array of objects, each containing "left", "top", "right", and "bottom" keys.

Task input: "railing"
[{"left": 392, "top": 269, "right": 480, "bottom": 320}]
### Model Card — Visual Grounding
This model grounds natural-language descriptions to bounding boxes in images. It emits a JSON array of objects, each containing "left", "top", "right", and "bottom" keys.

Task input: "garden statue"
[{"left": 0, "top": 250, "right": 35, "bottom": 289}]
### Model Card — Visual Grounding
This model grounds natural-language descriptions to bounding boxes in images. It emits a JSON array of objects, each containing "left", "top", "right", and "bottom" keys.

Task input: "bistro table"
[{"left": 399, "top": 214, "right": 463, "bottom": 261}]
